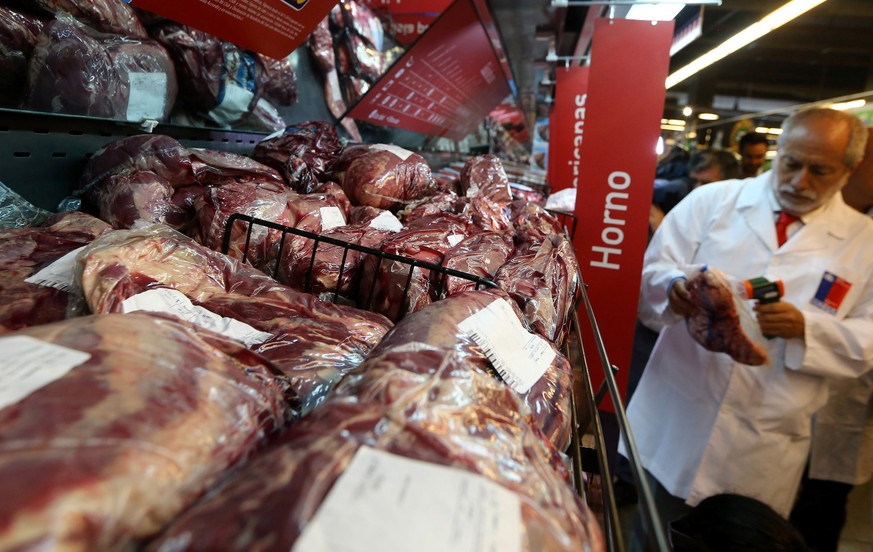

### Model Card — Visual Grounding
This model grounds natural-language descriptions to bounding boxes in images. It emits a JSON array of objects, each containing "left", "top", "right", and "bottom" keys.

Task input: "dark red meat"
[
  {"left": 257, "top": 53, "right": 298, "bottom": 106},
  {"left": 29, "top": 0, "right": 146, "bottom": 37},
  {"left": 460, "top": 154, "right": 513, "bottom": 204},
  {"left": 0, "top": 5, "right": 44, "bottom": 106},
  {"left": 441, "top": 231, "right": 514, "bottom": 296},
  {"left": 252, "top": 121, "right": 343, "bottom": 192},
  {"left": 332, "top": 144, "right": 436, "bottom": 211}
]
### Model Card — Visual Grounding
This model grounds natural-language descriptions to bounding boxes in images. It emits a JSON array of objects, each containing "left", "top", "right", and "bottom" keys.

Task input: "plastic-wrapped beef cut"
[
  {"left": 360, "top": 213, "right": 473, "bottom": 321},
  {"left": 29, "top": 0, "right": 147, "bottom": 37},
  {"left": 0, "top": 5, "right": 44, "bottom": 106},
  {"left": 236, "top": 98, "right": 286, "bottom": 133},
  {"left": 154, "top": 23, "right": 266, "bottom": 126},
  {"left": 257, "top": 53, "right": 298, "bottom": 106},
  {"left": 25, "top": 17, "right": 178, "bottom": 121},
  {"left": 685, "top": 267, "right": 769, "bottom": 366},
  {"left": 460, "top": 154, "right": 513, "bottom": 204},
  {"left": 0, "top": 212, "right": 111, "bottom": 334},
  {"left": 309, "top": 17, "right": 335, "bottom": 72},
  {"left": 200, "top": 294, "right": 392, "bottom": 415},
  {"left": 189, "top": 180, "right": 290, "bottom": 266},
  {"left": 148, "top": 297, "right": 599, "bottom": 552},
  {"left": 76, "top": 225, "right": 392, "bottom": 416},
  {"left": 0, "top": 312, "right": 292, "bottom": 551},
  {"left": 332, "top": 144, "right": 436, "bottom": 211},
  {"left": 92, "top": 171, "right": 184, "bottom": 229},
  {"left": 441, "top": 231, "right": 514, "bottom": 296},
  {"left": 463, "top": 194, "right": 514, "bottom": 234},
  {"left": 496, "top": 235, "right": 581, "bottom": 347},
  {"left": 252, "top": 121, "right": 344, "bottom": 192},
  {"left": 509, "top": 199, "right": 564, "bottom": 251},
  {"left": 399, "top": 192, "right": 464, "bottom": 222},
  {"left": 187, "top": 148, "right": 285, "bottom": 188}
]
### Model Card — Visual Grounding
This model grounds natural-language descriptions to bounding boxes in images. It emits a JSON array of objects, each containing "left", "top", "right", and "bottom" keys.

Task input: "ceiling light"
[
  {"left": 828, "top": 99, "right": 866, "bottom": 111},
  {"left": 626, "top": 2, "right": 685, "bottom": 22},
  {"left": 666, "top": 0, "right": 828, "bottom": 89},
  {"left": 661, "top": 119, "right": 686, "bottom": 126},
  {"left": 698, "top": 113, "right": 719, "bottom": 120},
  {"left": 682, "top": 106, "right": 693, "bottom": 117},
  {"left": 755, "top": 126, "right": 783, "bottom": 135},
  {"left": 661, "top": 124, "right": 686, "bottom": 131}
]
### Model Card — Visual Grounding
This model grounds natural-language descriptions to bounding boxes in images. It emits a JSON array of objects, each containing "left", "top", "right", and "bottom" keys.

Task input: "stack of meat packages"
[
  {"left": 1, "top": 0, "right": 297, "bottom": 131},
  {"left": 0, "top": 120, "right": 600, "bottom": 551}
]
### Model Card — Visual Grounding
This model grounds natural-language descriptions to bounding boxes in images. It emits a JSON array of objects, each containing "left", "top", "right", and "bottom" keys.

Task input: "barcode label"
[{"left": 458, "top": 298, "right": 555, "bottom": 393}]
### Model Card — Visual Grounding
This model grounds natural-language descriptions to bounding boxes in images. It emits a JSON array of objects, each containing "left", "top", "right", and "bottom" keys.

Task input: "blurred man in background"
[{"left": 739, "top": 131, "right": 770, "bottom": 178}]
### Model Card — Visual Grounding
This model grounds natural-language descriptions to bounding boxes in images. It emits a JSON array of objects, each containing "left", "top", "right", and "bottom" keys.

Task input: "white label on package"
[
  {"left": 319, "top": 206, "right": 346, "bottom": 232},
  {"left": 447, "top": 234, "right": 465, "bottom": 247},
  {"left": 121, "top": 288, "right": 272, "bottom": 347},
  {"left": 458, "top": 298, "right": 555, "bottom": 393},
  {"left": 127, "top": 72, "right": 168, "bottom": 121},
  {"left": 368, "top": 211, "right": 403, "bottom": 232},
  {"left": 208, "top": 84, "right": 254, "bottom": 126},
  {"left": 293, "top": 446, "right": 521, "bottom": 552},
  {"left": 370, "top": 144, "right": 414, "bottom": 161},
  {"left": 24, "top": 246, "right": 85, "bottom": 293},
  {"left": 0, "top": 336, "right": 90, "bottom": 411}
]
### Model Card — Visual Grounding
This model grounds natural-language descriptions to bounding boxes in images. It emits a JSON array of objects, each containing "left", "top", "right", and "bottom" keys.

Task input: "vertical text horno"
[{"left": 590, "top": 171, "right": 630, "bottom": 270}]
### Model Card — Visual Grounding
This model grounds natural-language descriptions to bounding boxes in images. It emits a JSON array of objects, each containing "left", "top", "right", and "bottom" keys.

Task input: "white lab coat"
[{"left": 622, "top": 172, "right": 873, "bottom": 516}]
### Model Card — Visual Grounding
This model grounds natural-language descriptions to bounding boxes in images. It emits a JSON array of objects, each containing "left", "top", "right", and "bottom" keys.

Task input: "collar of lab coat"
[{"left": 736, "top": 171, "right": 855, "bottom": 252}]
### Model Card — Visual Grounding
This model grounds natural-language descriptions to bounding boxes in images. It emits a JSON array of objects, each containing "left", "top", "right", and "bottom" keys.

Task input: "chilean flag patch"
[{"left": 810, "top": 272, "right": 852, "bottom": 314}]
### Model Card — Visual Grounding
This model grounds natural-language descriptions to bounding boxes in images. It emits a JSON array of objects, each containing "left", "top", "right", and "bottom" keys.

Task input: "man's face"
[
  {"left": 773, "top": 117, "right": 855, "bottom": 215},
  {"left": 740, "top": 143, "right": 768, "bottom": 177},
  {"left": 690, "top": 166, "right": 723, "bottom": 187}
]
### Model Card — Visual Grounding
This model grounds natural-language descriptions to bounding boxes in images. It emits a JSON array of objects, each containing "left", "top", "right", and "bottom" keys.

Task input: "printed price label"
[
  {"left": 127, "top": 72, "right": 168, "bottom": 121},
  {"left": 457, "top": 297, "right": 555, "bottom": 393},
  {"left": 293, "top": 446, "right": 521, "bottom": 552},
  {"left": 121, "top": 288, "right": 273, "bottom": 347},
  {"left": 370, "top": 144, "right": 415, "bottom": 161},
  {"left": 368, "top": 211, "right": 404, "bottom": 232},
  {"left": 319, "top": 206, "right": 347, "bottom": 232},
  {"left": 25, "top": 246, "right": 85, "bottom": 293},
  {"left": 0, "top": 336, "right": 91, "bottom": 411},
  {"left": 447, "top": 234, "right": 465, "bottom": 247}
]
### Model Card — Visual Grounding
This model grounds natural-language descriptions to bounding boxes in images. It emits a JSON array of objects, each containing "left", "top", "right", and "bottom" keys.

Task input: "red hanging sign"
[
  {"left": 572, "top": 18, "right": 674, "bottom": 409},
  {"left": 548, "top": 66, "right": 590, "bottom": 193},
  {"left": 128, "top": 0, "right": 335, "bottom": 59},
  {"left": 359, "top": 0, "right": 452, "bottom": 45},
  {"left": 347, "top": 0, "right": 511, "bottom": 140}
]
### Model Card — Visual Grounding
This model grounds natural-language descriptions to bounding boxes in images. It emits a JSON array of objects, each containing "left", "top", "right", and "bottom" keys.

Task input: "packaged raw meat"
[
  {"left": 252, "top": 120, "right": 344, "bottom": 192},
  {"left": 460, "top": 154, "right": 513, "bottom": 204},
  {"left": 153, "top": 22, "right": 267, "bottom": 127},
  {"left": 0, "top": 211, "right": 111, "bottom": 333},
  {"left": 496, "top": 235, "right": 581, "bottom": 347},
  {"left": 685, "top": 266, "right": 769, "bottom": 366},
  {"left": 257, "top": 53, "right": 298, "bottom": 106},
  {"left": 0, "top": 5, "right": 44, "bottom": 106},
  {"left": 28, "top": 0, "right": 147, "bottom": 37},
  {"left": 0, "top": 311, "right": 292, "bottom": 551},
  {"left": 440, "top": 231, "right": 514, "bottom": 296},
  {"left": 509, "top": 199, "right": 564, "bottom": 251},
  {"left": 331, "top": 144, "right": 436, "bottom": 211},
  {"left": 25, "top": 16, "right": 178, "bottom": 121},
  {"left": 147, "top": 295, "right": 600, "bottom": 552}
]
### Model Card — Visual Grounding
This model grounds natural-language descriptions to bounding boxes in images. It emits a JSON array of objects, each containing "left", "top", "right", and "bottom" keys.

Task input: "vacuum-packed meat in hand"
[
  {"left": 685, "top": 267, "right": 769, "bottom": 366},
  {"left": 0, "top": 311, "right": 291, "bottom": 551}
]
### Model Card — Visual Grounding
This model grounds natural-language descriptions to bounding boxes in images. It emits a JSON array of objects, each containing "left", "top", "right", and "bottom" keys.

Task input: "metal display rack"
[{"left": 221, "top": 213, "right": 667, "bottom": 552}]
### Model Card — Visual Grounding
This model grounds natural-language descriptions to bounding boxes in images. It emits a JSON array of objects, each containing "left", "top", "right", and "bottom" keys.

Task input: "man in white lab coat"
[{"left": 622, "top": 107, "right": 873, "bottom": 547}]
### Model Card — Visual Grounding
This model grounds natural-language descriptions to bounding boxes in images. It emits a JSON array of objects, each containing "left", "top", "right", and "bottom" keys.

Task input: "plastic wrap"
[
  {"left": 25, "top": 16, "right": 178, "bottom": 121},
  {"left": 76, "top": 225, "right": 392, "bottom": 416},
  {"left": 441, "top": 231, "right": 514, "bottom": 296},
  {"left": 0, "top": 212, "right": 111, "bottom": 334},
  {"left": 0, "top": 312, "right": 291, "bottom": 551},
  {"left": 0, "top": 5, "right": 44, "bottom": 106},
  {"left": 0, "top": 181, "right": 52, "bottom": 229},
  {"left": 252, "top": 120, "right": 344, "bottom": 192},
  {"left": 360, "top": 213, "right": 473, "bottom": 320},
  {"left": 508, "top": 199, "right": 564, "bottom": 252},
  {"left": 460, "top": 154, "right": 513, "bottom": 204},
  {"left": 147, "top": 294, "right": 600, "bottom": 552},
  {"left": 496, "top": 235, "right": 581, "bottom": 347},
  {"left": 257, "top": 53, "right": 298, "bottom": 106},
  {"left": 29, "top": 0, "right": 146, "bottom": 37},
  {"left": 685, "top": 265, "right": 769, "bottom": 366},
  {"left": 332, "top": 144, "right": 437, "bottom": 211},
  {"left": 153, "top": 22, "right": 266, "bottom": 126}
]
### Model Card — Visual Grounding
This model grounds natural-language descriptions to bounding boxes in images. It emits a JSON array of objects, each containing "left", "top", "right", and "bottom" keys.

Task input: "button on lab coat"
[{"left": 622, "top": 172, "right": 873, "bottom": 516}]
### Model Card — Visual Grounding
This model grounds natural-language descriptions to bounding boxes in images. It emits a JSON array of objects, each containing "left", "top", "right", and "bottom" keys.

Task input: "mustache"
[{"left": 778, "top": 184, "right": 817, "bottom": 200}]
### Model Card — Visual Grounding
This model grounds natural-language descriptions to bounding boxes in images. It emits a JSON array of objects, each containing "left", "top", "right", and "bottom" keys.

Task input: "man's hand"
[
  {"left": 668, "top": 278, "right": 698, "bottom": 317},
  {"left": 754, "top": 301, "right": 805, "bottom": 339}
]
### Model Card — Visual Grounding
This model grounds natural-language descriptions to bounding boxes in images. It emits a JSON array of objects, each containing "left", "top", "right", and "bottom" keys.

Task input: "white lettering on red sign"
[
  {"left": 570, "top": 93, "right": 587, "bottom": 188},
  {"left": 590, "top": 171, "right": 631, "bottom": 270}
]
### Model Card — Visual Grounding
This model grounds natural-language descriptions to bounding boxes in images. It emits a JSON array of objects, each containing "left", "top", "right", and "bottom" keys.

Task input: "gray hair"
[{"left": 778, "top": 107, "right": 868, "bottom": 168}]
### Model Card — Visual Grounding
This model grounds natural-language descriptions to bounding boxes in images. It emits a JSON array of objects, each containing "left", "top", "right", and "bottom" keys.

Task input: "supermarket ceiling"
[{"left": 490, "top": 0, "right": 873, "bottom": 130}]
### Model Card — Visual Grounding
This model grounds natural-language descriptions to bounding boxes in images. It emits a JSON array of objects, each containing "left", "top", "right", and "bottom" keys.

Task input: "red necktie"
[{"left": 775, "top": 211, "right": 799, "bottom": 246}]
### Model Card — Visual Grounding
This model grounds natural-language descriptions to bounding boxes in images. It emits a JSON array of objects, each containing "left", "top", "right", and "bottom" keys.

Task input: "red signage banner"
[
  {"left": 359, "top": 0, "right": 452, "bottom": 45},
  {"left": 572, "top": 18, "right": 674, "bottom": 409},
  {"left": 548, "top": 66, "right": 589, "bottom": 193},
  {"left": 347, "top": 0, "right": 511, "bottom": 140},
  {"left": 128, "top": 0, "right": 335, "bottom": 59}
]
